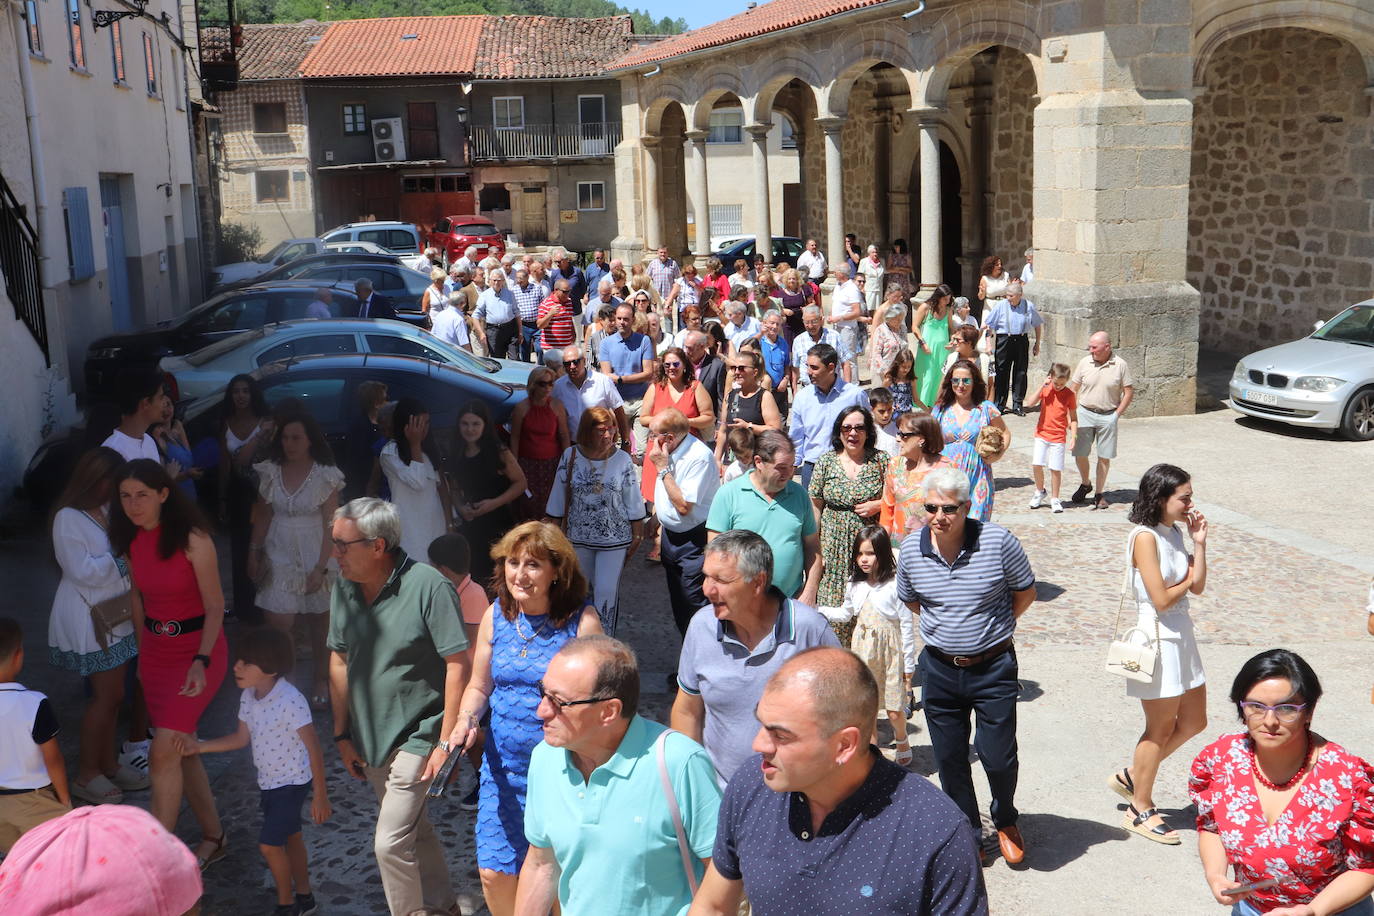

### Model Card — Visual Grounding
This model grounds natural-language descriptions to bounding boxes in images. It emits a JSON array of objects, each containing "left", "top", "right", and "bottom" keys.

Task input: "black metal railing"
[
  {"left": 197, "top": 21, "right": 239, "bottom": 91},
  {"left": 0, "top": 171, "right": 50, "bottom": 366},
  {"left": 469, "top": 121, "right": 623, "bottom": 161}
]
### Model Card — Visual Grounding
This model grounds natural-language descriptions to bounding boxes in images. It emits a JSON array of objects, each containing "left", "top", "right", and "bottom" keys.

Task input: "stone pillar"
[
  {"left": 746, "top": 124, "right": 772, "bottom": 260},
  {"left": 965, "top": 93, "right": 992, "bottom": 267},
  {"left": 873, "top": 108, "right": 891, "bottom": 247},
  {"left": 641, "top": 136, "right": 663, "bottom": 252},
  {"left": 887, "top": 190, "right": 910, "bottom": 251},
  {"left": 817, "top": 116, "right": 844, "bottom": 272},
  {"left": 1033, "top": 0, "right": 1201, "bottom": 415},
  {"left": 684, "top": 129, "right": 711, "bottom": 265},
  {"left": 915, "top": 109, "right": 943, "bottom": 292}
]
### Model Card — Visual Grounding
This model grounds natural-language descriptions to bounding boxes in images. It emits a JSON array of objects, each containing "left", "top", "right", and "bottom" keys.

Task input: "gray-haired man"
[{"left": 327, "top": 498, "right": 471, "bottom": 916}]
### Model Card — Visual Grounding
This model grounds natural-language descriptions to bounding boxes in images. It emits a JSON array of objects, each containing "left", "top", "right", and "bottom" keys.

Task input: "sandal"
[
  {"left": 1107, "top": 768, "right": 1134, "bottom": 802},
  {"left": 1094, "top": 496, "right": 1110, "bottom": 511},
  {"left": 1123, "top": 804, "right": 1180, "bottom": 845},
  {"left": 894, "top": 743, "right": 913, "bottom": 766},
  {"left": 311, "top": 685, "right": 330, "bottom": 710},
  {"left": 71, "top": 774, "right": 124, "bottom": 806},
  {"left": 195, "top": 832, "right": 228, "bottom": 870}
]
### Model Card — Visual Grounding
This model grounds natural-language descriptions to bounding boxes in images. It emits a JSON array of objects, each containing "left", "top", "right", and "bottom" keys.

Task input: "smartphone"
[
  {"left": 1222, "top": 877, "right": 1278, "bottom": 896},
  {"left": 426, "top": 750, "right": 462, "bottom": 799}
]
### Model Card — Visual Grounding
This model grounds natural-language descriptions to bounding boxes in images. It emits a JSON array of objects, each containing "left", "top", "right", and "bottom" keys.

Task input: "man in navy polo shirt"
[
  {"left": 598, "top": 303, "right": 656, "bottom": 451},
  {"left": 689, "top": 648, "right": 987, "bottom": 915},
  {"left": 896, "top": 466, "right": 1036, "bottom": 866}
]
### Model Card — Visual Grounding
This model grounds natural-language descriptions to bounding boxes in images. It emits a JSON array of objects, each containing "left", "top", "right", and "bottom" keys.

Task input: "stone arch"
[
  {"left": 821, "top": 25, "right": 922, "bottom": 117},
  {"left": 691, "top": 71, "right": 752, "bottom": 129},
  {"left": 918, "top": 2, "right": 1043, "bottom": 108},
  {"left": 1192, "top": 0, "right": 1374, "bottom": 87},
  {"left": 750, "top": 56, "right": 825, "bottom": 124},
  {"left": 642, "top": 81, "right": 694, "bottom": 136}
]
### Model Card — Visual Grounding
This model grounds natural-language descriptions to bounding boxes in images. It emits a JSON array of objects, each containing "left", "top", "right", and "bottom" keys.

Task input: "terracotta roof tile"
[
  {"left": 200, "top": 23, "right": 328, "bottom": 80},
  {"left": 299, "top": 16, "right": 485, "bottom": 78},
  {"left": 610, "top": 0, "right": 890, "bottom": 70},
  {"left": 474, "top": 16, "right": 633, "bottom": 79}
]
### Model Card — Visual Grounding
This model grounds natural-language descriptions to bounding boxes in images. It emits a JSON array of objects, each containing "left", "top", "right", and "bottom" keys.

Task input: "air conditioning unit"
[{"left": 372, "top": 118, "right": 406, "bottom": 162}]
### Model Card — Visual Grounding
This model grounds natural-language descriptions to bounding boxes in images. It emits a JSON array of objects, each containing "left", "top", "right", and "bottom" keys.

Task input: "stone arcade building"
[{"left": 604, "top": 0, "right": 1374, "bottom": 415}]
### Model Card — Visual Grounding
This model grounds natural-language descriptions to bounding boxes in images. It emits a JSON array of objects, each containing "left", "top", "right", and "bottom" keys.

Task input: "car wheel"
[{"left": 1340, "top": 387, "right": 1374, "bottom": 441}]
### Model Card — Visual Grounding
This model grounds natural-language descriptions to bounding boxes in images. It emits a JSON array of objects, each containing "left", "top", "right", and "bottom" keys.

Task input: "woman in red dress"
[
  {"left": 109, "top": 459, "right": 229, "bottom": 867},
  {"left": 509, "top": 365, "right": 570, "bottom": 519}
]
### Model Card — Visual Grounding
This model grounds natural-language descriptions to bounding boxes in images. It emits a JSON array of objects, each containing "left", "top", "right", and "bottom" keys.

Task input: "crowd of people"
[{"left": 1, "top": 239, "right": 1371, "bottom": 916}]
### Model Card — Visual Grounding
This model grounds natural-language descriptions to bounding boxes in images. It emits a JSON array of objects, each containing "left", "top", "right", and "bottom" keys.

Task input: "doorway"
[
  {"left": 99, "top": 176, "right": 133, "bottom": 331},
  {"left": 518, "top": 185, "right": 547, "bottom": 242},
  {"left": 578, "top": 95, "right": 608, "bottom": 156}
]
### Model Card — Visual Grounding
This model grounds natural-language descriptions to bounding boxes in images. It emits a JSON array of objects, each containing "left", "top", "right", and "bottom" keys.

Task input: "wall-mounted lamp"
[{"left": 455, "top": 106, "right": 469, "bottom": 125}]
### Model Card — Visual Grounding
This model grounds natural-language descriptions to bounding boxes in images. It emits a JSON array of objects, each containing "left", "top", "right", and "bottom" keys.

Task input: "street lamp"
[{"left": 455, "top": 106, "right": 470, "bottom": 169}]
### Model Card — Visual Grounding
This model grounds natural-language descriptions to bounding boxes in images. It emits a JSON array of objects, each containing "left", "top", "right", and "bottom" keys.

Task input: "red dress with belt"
[
  {"left": 130, "top": 527, "right": 228, "bottom": 733},
  {"left": 640, "top": 381, "right": 704, "bottom": 502},
  {"left": 518, "top": 401, "right": 562, "bottom": 516}
]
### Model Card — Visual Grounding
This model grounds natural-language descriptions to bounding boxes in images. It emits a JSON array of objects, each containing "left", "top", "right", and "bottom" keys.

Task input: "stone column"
[
  {"left": 887, "top": 190, "right": 911, "bottom": 250},
  {"left": 746, "top": 123, "right": 773, "bottom": 260},
  {"left": 816, "top": 116, "right": 845, "bottom": 273},
  {"left": 915, "top": 109, "right": 943, "bottom": 292},
  {"left": 684, "top": 129, "right": 711, "bottom": 265},
  {"left": 873, "top": 107, "right": 891, "bottom": 247},
  {"left": 641, "top": 136, "right": 663, "bottom": 252},
  {"left": 964, "top": 93, "right": 992, "bottom": 267}
]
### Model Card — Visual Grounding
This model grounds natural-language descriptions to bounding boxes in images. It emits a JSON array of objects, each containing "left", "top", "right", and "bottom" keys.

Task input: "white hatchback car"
[{"left": 1228, "top": 301, "right": 1374, "bottom": 440}]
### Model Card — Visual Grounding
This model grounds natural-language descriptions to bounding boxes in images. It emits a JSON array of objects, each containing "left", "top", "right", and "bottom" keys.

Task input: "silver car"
[
  {"left": 159, "top": 318, "right": 534, "bottom": 400},
  {"left": 1228, "top": 301, "right": 1374, "bottom": 440}
]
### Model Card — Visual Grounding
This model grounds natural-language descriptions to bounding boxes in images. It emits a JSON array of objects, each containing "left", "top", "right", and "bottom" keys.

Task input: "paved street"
[{"left": 3, "top": 400, "right": 1371, "bottom": 915}]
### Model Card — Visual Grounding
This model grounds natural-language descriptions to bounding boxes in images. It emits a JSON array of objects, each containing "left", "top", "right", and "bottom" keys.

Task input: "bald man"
[
  {"left": 689, "top": 648, "right": 987, "bottom": 916},
  {"left": 1068, "top": 331, "right": 1134, "bottom": 510}
]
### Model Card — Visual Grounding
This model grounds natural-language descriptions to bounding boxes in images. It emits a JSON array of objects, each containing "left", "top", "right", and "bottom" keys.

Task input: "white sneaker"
[
  {"left": 111, "top": 763, "right": 150, "bottom": 791},
  {"left": 1028, "top": 490, "right": 1046, "bottom": 509},
  {"left": 1051, "top": 498, "right": 1065, "bottom": 513},
  {"left": 119, "top": 739, "right": 150, "bottom": 777}
]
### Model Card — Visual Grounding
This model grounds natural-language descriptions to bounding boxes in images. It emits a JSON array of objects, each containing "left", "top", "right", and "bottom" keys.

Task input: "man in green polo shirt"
[
  {"left": 517, "top": 636, "right": 721, "bottom": 916},
  {"left": 706, "top": 429, "right": 821, "bottom": 604},
  {"left": 327, "top": 498, "right": 470, "bottom": 916}
]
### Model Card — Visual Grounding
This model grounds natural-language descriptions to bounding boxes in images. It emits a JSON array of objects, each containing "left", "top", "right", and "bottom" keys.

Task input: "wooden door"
[
  {"left": 406, "top": 102, "right": 439, "bottom": 160},
  {"left": 781, "top": 183, "right": 801, "bottom": 239},
  {"left": 518, "top": 186, "right": 547, "bottom": 242}
]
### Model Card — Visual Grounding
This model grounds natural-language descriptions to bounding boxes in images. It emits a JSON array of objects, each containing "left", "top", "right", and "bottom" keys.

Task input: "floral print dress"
[
  {"left": 932, "top": 401, "right": 1000, "bottom": 521},
  {"left": 809, "top": 449, "right": 887, "bottom": 646}
]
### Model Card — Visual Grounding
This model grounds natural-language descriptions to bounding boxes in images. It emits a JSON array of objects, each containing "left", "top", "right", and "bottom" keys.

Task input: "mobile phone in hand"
[{"left": 1222, "top": 877, "right": 1278, "bottom": 896}]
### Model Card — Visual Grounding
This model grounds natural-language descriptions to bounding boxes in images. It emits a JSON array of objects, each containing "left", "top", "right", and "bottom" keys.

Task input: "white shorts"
[{"left": 1031, "top": 436, "right": 1066, "bottom": 472}]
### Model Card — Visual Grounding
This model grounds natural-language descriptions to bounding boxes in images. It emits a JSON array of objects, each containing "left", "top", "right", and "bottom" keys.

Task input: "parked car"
[
  {"left": 715, "top": 236, "right": 806, "bottom": 267},
  {"left": 325, "top": 240, "right": 393, "bottom": 256},
  {"left": 210, "top": 238, "right": 324, "bottom": 290},
  {"left": 83, "top": 281, "right": 427, "bottom": 391},
  {"left": 25, "top": 353, "right": 524, "bottom": 508},
  {"left": 159, "top": 318, "right": 534, "bottom": 400},
  {"left": 220, "top": 252, "right": 401, "bottom": 291},
  {"left": 321, "top": 221, "right": 423, "bottom": 255},
  {"left": 428, "top": 215, "right": 505, "bottom": 264},
  {"left": 1228, "top": 301, "right": 1374, "bottom": 440},
  {"left": 281, "top": 261, "right": 432, "bottom": 311}
]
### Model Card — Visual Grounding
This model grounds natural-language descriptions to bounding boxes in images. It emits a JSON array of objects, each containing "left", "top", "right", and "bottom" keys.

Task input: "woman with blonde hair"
[{"left": 421, "top": 267, "right": 451, "bottom": 315}]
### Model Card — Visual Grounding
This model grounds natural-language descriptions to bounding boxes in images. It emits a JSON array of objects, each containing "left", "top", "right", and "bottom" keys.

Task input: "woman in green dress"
[
  {"left": 809, "top": 406, "right": 887, "bottom": 646},
  {"left": 912, "top": 283, "right": 959, "bottom": 408}
]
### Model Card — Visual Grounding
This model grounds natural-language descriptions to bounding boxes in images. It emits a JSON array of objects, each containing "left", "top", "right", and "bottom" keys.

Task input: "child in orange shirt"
[{"left": 1024, "top": 363, "right": 1078, "bottom": 512}]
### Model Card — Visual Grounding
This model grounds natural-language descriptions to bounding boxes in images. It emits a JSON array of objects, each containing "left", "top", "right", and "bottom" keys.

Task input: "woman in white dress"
[
  {"left": 249, "top": 412, "right": 344, "bottom": 707},
  {"left": 977, "top": 255, "right": 1011, "bottom": 311},
  {"left": 421, "top": 267, "right": 451, "bottom": 316},
  {"left": 858, "top": 245, "right": 886, "bottom": 317},
  {"left": 543, "top": 407, "right": 645, "bottom": 635},
  {"left": 379, "top": 397, "right": 452, "bottom": 561},
  {"left": 48, "top": 447, "right": 145, "bottom": 805},
  {"left": 1111, "top": 463, "right": 1209, "bottom": 845}
]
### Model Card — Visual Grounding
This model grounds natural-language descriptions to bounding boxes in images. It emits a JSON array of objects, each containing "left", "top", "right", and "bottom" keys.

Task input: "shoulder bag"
[
  {"left": 654, "top": 729, "right": 700, "bottom": 895},
  {"left": 79, "top": 511, "right": 133, "bottom": 650},
  {"left": 1104, "top": 526, "right": 1160, "bottom": 683},
  {"left": 556, "top": 447, "right": 578, "bottom": 533}
]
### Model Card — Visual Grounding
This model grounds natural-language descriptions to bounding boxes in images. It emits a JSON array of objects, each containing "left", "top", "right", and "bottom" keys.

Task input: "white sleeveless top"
[
  {"left": 983, "top": 273, "right": 1010, "bottom": 301},
  {"left": 225, "top": 423, "right": 261, "bottom": 456},
  {"left": 1130, "top": 524, "right": 1192, "bottom": 636}
]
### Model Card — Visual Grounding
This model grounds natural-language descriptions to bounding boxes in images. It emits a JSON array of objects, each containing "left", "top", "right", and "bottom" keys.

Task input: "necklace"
[
  {"left": 513, "top": 612, "right": 550, "bottom": 658},
  {"left": 1250, "top": 735, "right": 1313, "bottom": 791}
]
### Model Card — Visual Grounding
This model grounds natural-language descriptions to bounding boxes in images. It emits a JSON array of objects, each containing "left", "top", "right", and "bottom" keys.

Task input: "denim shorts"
[
  {"left": 1232, "top": 895, "right": 1374, "bottom": 916},
  {"left": 259, "top": 781, "right": 311, "bottom": 846}
]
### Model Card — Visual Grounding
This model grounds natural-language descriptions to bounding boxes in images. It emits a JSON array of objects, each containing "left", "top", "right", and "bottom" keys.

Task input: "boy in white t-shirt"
[
  {"left": 867, "top": 388, "right": 900, "bottom": 455},
  {"left": 0, "top": 617, "right": 72, "bottom": 853},
  {"left": 100, "top": 367, "right": 166, "bottom": 463},
  {"left": 178, "top": 628, "right": 330, "bottom": 916}
]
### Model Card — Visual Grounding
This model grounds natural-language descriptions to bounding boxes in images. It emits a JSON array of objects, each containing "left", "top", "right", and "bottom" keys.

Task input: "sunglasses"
[
  {"left": 840, "top": 423, "right": 866, "bottom": 432},
  {"left": 663, "top": 361, "right": 684, "bottom": 368},
  {"left": 896, "top": 431, "right": 921, "bottom": 440},
  {"left": 923, "top": 503, "right": 963, "bottom": 516},
  {"left": 536, "top": 679, "right": 615, "bottom": 710},
  {"left": 950, "top": 378, "right": 973, "bottom": 386},
  {"left": 564, "top": 358, "right": 583, "bottom": 367}
]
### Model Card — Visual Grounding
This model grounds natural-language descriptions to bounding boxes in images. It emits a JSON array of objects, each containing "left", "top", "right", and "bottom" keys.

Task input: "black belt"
[
  {"left": 144, "top": 615, "right": 205, "bottom": 637},
  {"left": 521, "top": 319, "right": 539, "bottom": 327},
  {"left": 1081, "top": 405, "right": 1116, "bottom": 415},
  {"left": 927, "top": 638, "right": 1014, "bottom": 668},
  {"left": 1002, "top": 333, "right": 1028, "bottom": 339},
  {"left": 0, "top": 785, "right": 50, "bottom": 796}
]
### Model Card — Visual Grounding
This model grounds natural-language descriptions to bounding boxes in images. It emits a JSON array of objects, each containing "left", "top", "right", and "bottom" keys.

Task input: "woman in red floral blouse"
[{"left": 1189, "top": 649, "right": 1374, "bottom": 915}]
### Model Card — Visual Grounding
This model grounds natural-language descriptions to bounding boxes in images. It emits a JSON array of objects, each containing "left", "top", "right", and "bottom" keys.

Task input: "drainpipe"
[{"left": 10, "top": 0, "right": 52, "bottom": 289}]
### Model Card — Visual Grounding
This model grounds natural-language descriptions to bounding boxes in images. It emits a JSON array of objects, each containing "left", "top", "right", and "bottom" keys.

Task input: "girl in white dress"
[
  {"left": 379, "top": 397, "right": 452, "bottom": 560},
  {"left": 1111, "top": 463, "right": 1209, "bottom": 845},
  {"left": 820, "top": 526, "right": 917, "bottom": 766},
  {"left": 250, "top": 412, "right": 344, "bottom": 707}
]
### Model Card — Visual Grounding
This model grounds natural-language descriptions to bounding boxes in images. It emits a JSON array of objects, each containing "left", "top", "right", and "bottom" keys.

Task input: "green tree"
[{"left": 199, "top": 0, "right": 683, "bottom": 29}]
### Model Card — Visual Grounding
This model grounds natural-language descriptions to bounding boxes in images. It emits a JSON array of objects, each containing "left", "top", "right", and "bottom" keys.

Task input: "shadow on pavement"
[
  {"left": 1016, "top": 679, "right": 1044, "bottom": 703},
  {"left": 1011, "top": 811, "right": 1128, "bottom": 872},
  {"left": 1035, "top": 581, "right": 1066, "bottom": 602}
]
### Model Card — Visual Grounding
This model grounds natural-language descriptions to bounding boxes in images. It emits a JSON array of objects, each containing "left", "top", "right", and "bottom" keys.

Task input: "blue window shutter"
[{"left": 63, "top": 186, "right": 95, "bottom": 282}]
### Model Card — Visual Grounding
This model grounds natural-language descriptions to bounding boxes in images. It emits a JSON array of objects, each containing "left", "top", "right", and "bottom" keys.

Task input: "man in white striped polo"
[{"left": 896, "top": 467, "right": 1037, "bottom": 867}]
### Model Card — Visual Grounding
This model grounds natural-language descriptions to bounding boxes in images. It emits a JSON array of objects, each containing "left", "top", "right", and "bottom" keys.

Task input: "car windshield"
[
  {"left": 184, "top": 328, "right": 270, "bottom": 366},
  {"left": 454, "top": 223, "right": 499, "bottom": 236},
  {"left": 1311, "top": 304, "right": 1374, "bottom": 347},
  {"left": 408, "top": 332, "right": 500, "bottom": 374},
  {"left": 257, "top": 240, "right": 292, "bottom": 263}
]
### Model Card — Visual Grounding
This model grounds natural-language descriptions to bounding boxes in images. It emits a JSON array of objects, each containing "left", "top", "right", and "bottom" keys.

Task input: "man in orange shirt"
[{"left": 1023, "top": 363, "right": 1077, "bottom": 513}]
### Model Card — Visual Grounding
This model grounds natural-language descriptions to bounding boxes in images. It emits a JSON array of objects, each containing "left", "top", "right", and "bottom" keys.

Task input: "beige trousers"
[
  {"left": 364, "top": 749, "right": 455, "bottom": 916},
  {"left": 0, "top": 785, "right": 70, "bottom": 853}
]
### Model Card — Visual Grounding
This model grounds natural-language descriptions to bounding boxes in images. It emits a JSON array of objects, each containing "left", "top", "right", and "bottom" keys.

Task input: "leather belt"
[
  {"left": 1081, "top": 405, "right": 1116, "bottom": 415},
  {"left": 927, "top": 638, "right": 1014, "bottom": 668},
  {"left": 144, "top": 615, "right": 205, "bottom": 637}
]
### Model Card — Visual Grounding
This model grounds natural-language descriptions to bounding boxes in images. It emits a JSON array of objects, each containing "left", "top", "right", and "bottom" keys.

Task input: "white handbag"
[{"left": 1104, "top": 526, "right": 1160, "bottom": 683}]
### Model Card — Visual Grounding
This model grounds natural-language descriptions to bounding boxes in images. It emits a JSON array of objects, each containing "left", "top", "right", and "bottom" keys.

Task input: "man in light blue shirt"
[
  {"left": 473, "top": 270, "right": 519, "bottom": 359},
  {"left": 599, "top": 303, "right": 656, "bottom": 447},
  {"left": 984, "top": 280, "right": 1043, "bottom": 415},
  {"left": 790, "top": 306, "right": 848, "bottom": 386},
  {"left": 787, "top": 342, "right": 870, "bottom": 489},
  {"left": 520, "top": 636, "right": 720, "bottom": 916}
]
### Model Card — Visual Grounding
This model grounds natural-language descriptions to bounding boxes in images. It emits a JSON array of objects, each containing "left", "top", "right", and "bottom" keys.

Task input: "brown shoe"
[{"left": 997, "top": 825, "right": 1026, "bottom": 864}]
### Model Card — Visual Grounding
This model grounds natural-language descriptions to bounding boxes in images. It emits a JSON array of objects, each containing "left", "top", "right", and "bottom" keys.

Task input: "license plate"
[{"left": 1242, "top": 388, "right": 1279, "bottom": 406}]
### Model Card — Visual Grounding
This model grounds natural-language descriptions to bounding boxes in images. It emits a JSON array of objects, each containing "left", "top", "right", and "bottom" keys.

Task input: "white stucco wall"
[{"left": 691, "top": 113, "right": 800, "bottom": 243}]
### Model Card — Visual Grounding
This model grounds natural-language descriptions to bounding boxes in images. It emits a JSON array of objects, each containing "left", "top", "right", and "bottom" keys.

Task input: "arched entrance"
[{"left": 908, "top": 143, "right": 964, "bottom": 296}]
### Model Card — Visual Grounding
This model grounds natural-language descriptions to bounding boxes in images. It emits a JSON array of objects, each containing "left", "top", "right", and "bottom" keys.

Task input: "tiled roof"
[
  {"left": 200, "top": 23, "right": 327, "bottom": 80},
  {"left": 299, "top": 16, "right": 485, "bottom": 78},
  {"left": 610, "top": 0, "right": 890, "bottom": 70},
  {"left": 474, "top": 16, "right": 633, "bottom": 79}
]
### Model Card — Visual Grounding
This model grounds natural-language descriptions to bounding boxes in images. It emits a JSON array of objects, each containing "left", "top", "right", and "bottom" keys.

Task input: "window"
[
  {"left": 110, "top": 20, "right": 125, "bottom": 83},
  {"left": 710, "top": 204, "right": 743, "bottom": 237},
  {"left": 366, "top": 335, "right": 447, "bottom": 362},
  {"left": 290, "top": 265, "right": 343, "bottom": 282},
  {"left": 707, "top": 108, "right": 743, "bottom": 144},
  {"left": 66, "top": 0, "right": 86, "bottom": 68},
  {"left": 439, "top": 175, "right": 471, "bottom": 192},
  {"left": 479, "top": 186, "right": 511, "bottom": 211},
  {"left": 23, "top": 0, "right": 41, "bottom": 55},
  {"left": 62, "top": 187, "right": 95, "bottom": 282},
  {"left": 780, "top": 117, "right": 797, "bottom": 150},
  {"left": 576, "top": 182, "right": 605, "bottom": 211},
  {"left": 203, "top": 295, "right": 270, "bottom": 332},
  {"left": 143, "top": 32, "right": 156, "bottom": 95},
  {"left": 257, "top": 333, "right": 356, "bottom": 363},
  {"left": 260, "top": 376, "right": 347, "bottom": 422},
  {"left": 342, "top": 103, "right": 367, "bottom": 134},
  {"left": 353, "top": 231, "right": 420, "bottom": 255},
  {"left": 255, "top": 170, "right": 289, "bottom": 203},
  {"left": 253, "top": 102, "right": 287, "bottom": 134},
  {"left": 403, "top": 176, "right": 436, "bottom": 193},
  {"left": 493, "top": 97, "right": 524, "bottom": 130}
]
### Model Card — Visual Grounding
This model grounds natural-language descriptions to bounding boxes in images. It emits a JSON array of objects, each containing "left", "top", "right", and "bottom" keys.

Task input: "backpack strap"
[{"left": 655, "top": 729, "right": 700, "bottom": 895}]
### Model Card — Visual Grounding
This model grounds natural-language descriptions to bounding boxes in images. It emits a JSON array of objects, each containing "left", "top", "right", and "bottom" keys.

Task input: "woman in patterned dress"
[
  {"left": 880, "top": 411, "right": 951, "bottom": 544},
  {"left": 809, "top": 406, "right": 887, "bottom": 646},
  {"left": 931, "top": 359, "right": 1008, "bottom": 521},
  {"left": 886, "top": 238, "right": 914, "bottom": 306},
  {"left": 448, "top": 522, "right": 602, "bottom": 916}
]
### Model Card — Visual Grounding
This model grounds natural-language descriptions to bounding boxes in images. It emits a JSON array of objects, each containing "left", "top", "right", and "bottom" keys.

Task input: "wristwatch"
[
  {"left": 192, "top": 654, "right": 211, "bottom": 667},
  {"left": 333, "top": 730, "right": 351, "bottom": 743},
  {"left": 438, "top": 740, "right": 453, "bottom": 753},
  {"left": 657, "top": 467, "right": 671, "bottom": 480}
]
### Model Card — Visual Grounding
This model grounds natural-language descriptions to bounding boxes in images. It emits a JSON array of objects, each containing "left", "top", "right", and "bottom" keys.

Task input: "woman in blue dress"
[
  {"left": 449, "top": 520, "right": 602, "bottom": 916},
  {"left": 930, "top": 359, "right": 1010, "bottom": 520}
]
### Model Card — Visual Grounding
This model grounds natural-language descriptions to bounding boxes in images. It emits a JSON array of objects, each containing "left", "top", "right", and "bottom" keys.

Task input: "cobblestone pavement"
[{"left": 3, "top": 402, "right": 1370, "bottom": 915}]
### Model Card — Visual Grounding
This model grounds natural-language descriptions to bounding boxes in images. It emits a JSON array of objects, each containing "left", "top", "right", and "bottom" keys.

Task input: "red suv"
[{"left": 429, "top": 215, "right": 505, "bottom": 265}]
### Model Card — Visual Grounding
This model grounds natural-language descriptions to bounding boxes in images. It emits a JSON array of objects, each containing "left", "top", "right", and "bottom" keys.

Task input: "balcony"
[
  {"left": 468, "top": 122, "right": 622, "bottom": 162},
  {"left": 197, "top": 21, "right": 240, "bottom": 91}
]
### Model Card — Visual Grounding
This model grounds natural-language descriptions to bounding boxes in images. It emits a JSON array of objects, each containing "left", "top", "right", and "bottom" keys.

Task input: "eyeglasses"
[
  {"left": 950, "top": 378, "right": 973, "bottom": 387},
  {"left": 840, "top": 423, "right": 867, "bottom": 432},
  {"left": 663, "top": 361, "right": 683, "bottom": 369},
  {"left": 922, "top": 503, "right": 963, "bottom": 516},
  {"left": 1239, "top": 701, "right": 1308, "bottom": 723},
  {"left": 564, "top": 358, "right": 583, "bottom": 367},
  {"left": 533, "top": 381, "right": 553, "bottom": 388},
  {"left": 536, "top": 679, "right": 615, "bottom": 710},
  {"left": 331, "top": 536, "right": 375, "bottom": 552},
  {"left": 729, "top": 365, "right": 752, "bottom": 372},
  {"left": 896, "top": 431, "right": 921, "bottom": 440}
]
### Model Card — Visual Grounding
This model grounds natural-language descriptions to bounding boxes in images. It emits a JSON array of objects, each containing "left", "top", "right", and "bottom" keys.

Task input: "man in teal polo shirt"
[
  {"left": 517, "top": 636, "right": 720, "bottom": 916},
  {"left": 706, "top": 429, "right": 821, "bottom": 605}
]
